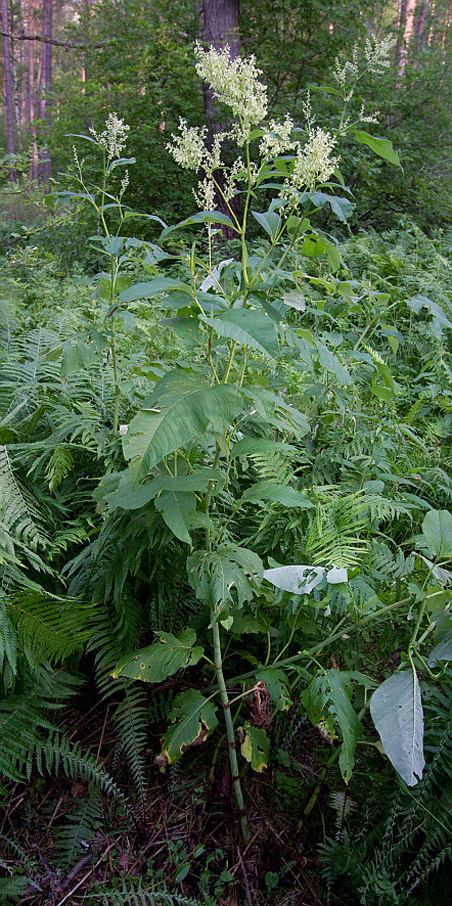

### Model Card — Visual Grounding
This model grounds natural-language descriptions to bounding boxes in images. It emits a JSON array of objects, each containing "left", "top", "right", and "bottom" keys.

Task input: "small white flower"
[
  {"left": 194, "top": 43, "right": 268, "bottom": 142},
  {"left": 290, "top": 128, "right": 339, "bottom": 193},
  {"left": 364, "top": 35, "right": 396, "bottom": 73},
  {"left": 166, "top": 118, "right": 207, "bottom": 172},
  {"left": 259, "top": 115, "right": 297, "bottom": 160},
  {"left": 193, "top": 177, "right": 216, "bottom": 211},
  {"left": 90, "top": 113, "right": 129, "bottom": 161}
]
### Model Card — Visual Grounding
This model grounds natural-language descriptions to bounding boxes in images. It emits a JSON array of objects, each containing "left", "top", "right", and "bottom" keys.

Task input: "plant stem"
[{"left": 212, "top": 619, "right": 250, "bottom": 843}]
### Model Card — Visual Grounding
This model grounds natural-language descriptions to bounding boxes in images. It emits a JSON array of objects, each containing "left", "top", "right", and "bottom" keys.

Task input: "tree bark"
[
  {"left": 1, "top": 0, "right": 16, "bottom": 181},
  {"left": 398, "top": 0, "right": 416, "bottom": 77},
  {"left": 37, "top": 0, "right": 52, "bottom": 189},
  {"left": 28, "top": 0, "right": 38, "bottom": 186}
]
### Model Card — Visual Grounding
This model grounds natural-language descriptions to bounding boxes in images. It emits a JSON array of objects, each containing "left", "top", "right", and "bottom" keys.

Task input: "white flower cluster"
[
  {"left": 364, "top": 35, "right": 396, "bottom": 73},
  {"left": 166, "top": 118, "right": 207, "bottom": 172},
  {"left": 333, "top": 45, "right": 359, "bottom": 89},
  {"left": 259, "top": 115, "right": 297, "bottom": 160},
  {"left": 288, "top": 127, "right": 339, "bottom": 194},
  {"left": 194, "top": 43, "right": 268, "bottom": 144},
  {"left": 90, "top": 113, "right": 129, "bottom": 160}
]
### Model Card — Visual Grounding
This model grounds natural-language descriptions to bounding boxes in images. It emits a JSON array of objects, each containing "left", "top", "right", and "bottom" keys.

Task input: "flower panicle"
[{"left": 89, "top": 112, "right": 130, "bottom": 161}]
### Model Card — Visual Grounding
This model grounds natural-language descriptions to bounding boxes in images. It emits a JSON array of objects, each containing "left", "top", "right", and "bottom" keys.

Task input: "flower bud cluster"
[
  {"left": 286, "top": 128, "right": 339, "bottom": 195},
  {"left": 194, "top": 43, "right": 268, "bottom": 144},
  {"left": 89, "top": 113, "right": 130, "bottom": 161}
]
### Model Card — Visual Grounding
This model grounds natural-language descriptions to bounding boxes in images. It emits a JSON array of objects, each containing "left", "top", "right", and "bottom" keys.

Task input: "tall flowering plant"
[{"left": 98, "top": 41, "right": 404, "bottom": 842}]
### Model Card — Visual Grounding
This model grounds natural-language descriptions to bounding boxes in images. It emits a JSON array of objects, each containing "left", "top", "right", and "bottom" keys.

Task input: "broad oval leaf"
[
  {"left": 158, "top": 690, "right": 219, "bottom": 764},
  {"left": 417, "top": 509, "right": 452, "bottom": 559},
  {"left": 351, "top": 131, "right": 401, "bottom": 168},
  {"left": 111, "top": 629, "right": 204, "bottom": 683},
  {"left": 118, "top": 278, "right": 185, "bottom": 304},
  {"left": 201, "top": 308, "right": 280, "bottom": 360},
  {"left": 428, "top": 633, "right": 452, "bottom": 666},
  {"left": 370, "top": 669, "right": 425, "bottom": 786},
  {"left": 123, "top": 375, "right": 243, "bottom": 479}
]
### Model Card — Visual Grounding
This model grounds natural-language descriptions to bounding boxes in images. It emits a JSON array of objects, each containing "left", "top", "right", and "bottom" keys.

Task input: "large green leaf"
[
  {"left": 251, "top": 209, "right": 282, "bottom": 240},
  {"left": 123, "top": 374, "right": 242, "bottom": 479},
  {"left": 188, "top": 545, "right": 263, "bottom": 612},
  {"left": 118, "top": 277, "right": 185, "bottom": 304},
  {"left": 97, "top": 467, "right": 221, "bottom": 512},
  {"left": 370, "top": 669, "right": 425, "bottom": 786},
  {"left": 111, "top": 629, "right": 204, "bottom": 683},
  {"left": 351, "top": 132, "right": 401, "bottom": 168},
  {"left": 201, "top": 308, "right": 279, "bottom": 360},
  {"left": 417, "top": 509, "right": 452, "bottom": 558},
  {"left": 241, "top": 481, "right": 313, "bottom": 509},
  {"left": 161, "top": 210, "right": 239, "bottom": 239},
  {"left": 158, "top": 690, "right": 219, "bottom": 764},
  {"left": 155, "top": 490, "right": 197, "bottom": 544},
  {"left": 239, "top": 722, "right": 270, "bottom": 772},
  {"left": 428, "top": 633, "right": 452, "bottom": 666}
]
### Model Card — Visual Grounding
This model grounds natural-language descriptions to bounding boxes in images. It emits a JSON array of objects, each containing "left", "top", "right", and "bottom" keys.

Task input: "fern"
[
  {"left": 55, "top": 792, "right": 103, "bottom": 868},
  {"left": 305, "top": 490, "right": 369, "bottom": 568},
  {"left": 98, "top": 877, "right": 213, "bottom": 906},
  {"left": 45, "top": 444, "right": 75, "bottom": 492},
  {"left": 112, "top": 685, "right": 149, "bottom": 815},
  {"left": 0, "top": 445, "right": 50, "bottom": 552}
]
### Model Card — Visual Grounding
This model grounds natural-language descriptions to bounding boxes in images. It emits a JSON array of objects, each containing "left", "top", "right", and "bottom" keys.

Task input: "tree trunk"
[
  {"left": 1, "top": 0, "right": 16, "bottom": 181},
  {"left": 28, "top": 0, "right": 38, "bottom": 186},
  {"left": 202, "top": 0, "right": 240, "bottom": 236},
  {"left": 398, "top": 0, "right": 416, "bottom": 77},
  {"left": 38, "top": 0, "right": 52, "bottom": 189},
  {"left": 9, "top": 2, "right": 23, "bottom": 151}
]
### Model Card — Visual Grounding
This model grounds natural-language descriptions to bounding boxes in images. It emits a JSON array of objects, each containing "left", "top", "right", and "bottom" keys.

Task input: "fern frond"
[
  {"left": 112, "top": 686, "right": 149, "bottom": 813},
  {"left": 0, "top": 445, "right": 50, "bottom": 551},
  {"left": 3, "top": 592, "right": 94, "bottom": 668},
  {"left": 45, "top": 445, "right": 75, "bottom": 492},
  {"left": 305, "top": 491, "right": 369, "bottom": 568},
  {"left": 55, "top": 793, "right": 103, "bottom": 868}
]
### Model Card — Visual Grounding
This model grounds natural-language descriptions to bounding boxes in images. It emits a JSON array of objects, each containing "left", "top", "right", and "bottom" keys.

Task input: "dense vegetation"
[{"left": 1, "top": 6, "right": 452, "bottom": 906}]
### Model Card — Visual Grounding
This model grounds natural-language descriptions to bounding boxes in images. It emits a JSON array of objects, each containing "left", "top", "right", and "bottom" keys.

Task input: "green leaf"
[
  {"left": 302, "top": 670, "right": 365, "bottom": 782},
  {"left": 417, "top": 509, "right": 452, "bottom": 558},
  {"left": 316, "top": 342, "right": 352, "bottom": 385},
  {"left": 251, "top": 209, "right": 282, "bottom": 240},
  {"left": 161, "top": 211, "right": 239, "bottom": 238},
  {"left": 118, "top": 278, "right": 185, "bottom": 304},
  {"left": 239, "top": 721, "right": 270, "bottom": 772},
  {"left": 309, "top": 192, "right": 355, "bottom": 223},
  {"left": 201, "top": 308, "right": 279, "bottom": 360},
  {"left": 370, "top": 669, "right": 425, "bottom": 786},
  {"left": 155, "top": 490, "right": 197, "bottom": 543},
  {"left": 351, "top": 132, "right": 402, "bottom": 168},
  {"left": 188, "top": 545, "right": 263, "bottom": 611},
  {"left": 111, "top": 629, "right": 204, "bottom": 683},
  {"left": 428, "top": 633, "right": 452, "bottom": 666},
  {"left": 161, "top": 316, "right": 202, "bottom": 346},
  {"left": 159, "top": 690, "right": 219, "bottom": 764},
  {"left": 241, "top": 481, "right": 313, "bottom": 509},
  {"left": 123, "top": 373, "right": 243, "bottom": 479}
]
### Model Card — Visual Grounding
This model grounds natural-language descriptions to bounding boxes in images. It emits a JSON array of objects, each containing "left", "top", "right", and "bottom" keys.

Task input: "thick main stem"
[{"left": 212, "top": 619, "right": 249, "bottom": 843}]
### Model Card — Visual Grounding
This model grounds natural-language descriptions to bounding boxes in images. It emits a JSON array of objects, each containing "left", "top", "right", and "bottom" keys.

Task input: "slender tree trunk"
[
  {"left": 416, "top": 0, "right": 430, "bottom": 48},
  {"left": 1, "top": 0, "right": 16, "bottom": 181},
  {"left": 9, "top": 3, "right": 23, "bottom": 151},
  {"left": 202, "top": 0, "right": 240, "bottom": 236},
  {"left": 37, "top": 0, "right": 52, "bottom": 189},
  {"left": 398, "top": 0, "right": 416, "bottom": 76},
  {"left": 28, "top": 0, "right": 38, "bottom": 186},
  {"left": 395, "top": 0, "right": 407, "bottom": 68}
]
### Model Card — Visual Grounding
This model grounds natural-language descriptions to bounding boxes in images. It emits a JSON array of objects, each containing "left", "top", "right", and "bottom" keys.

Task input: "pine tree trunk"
[
  {"left": 38, "top": 0, "right": 52, "bottom": 189},
  {"left": 398, "top": 0, "right": 416, "bottom": 77},
  {"left": 28, "top": 0, "right": 38, "bottom": 187},
  {"left": 1, "top": 0, "right": 16, "bottom": 181},
  {"left": 9, "top": 2, "right": 23, "bottom": 151}
]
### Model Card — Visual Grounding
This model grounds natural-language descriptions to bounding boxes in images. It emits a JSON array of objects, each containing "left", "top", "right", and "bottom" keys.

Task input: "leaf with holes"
[
  {"left": 158, "top": 690, "right": 219, "bottom": 764},
  {"left": 111, "top": 629, "right": 204, "bottom": 683},
  {"left": 239, "top": 722, "right": 270, "bottom": 772}
]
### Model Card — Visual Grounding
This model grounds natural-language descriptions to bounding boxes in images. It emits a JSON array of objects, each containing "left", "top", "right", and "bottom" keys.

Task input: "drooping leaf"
[
  {"left": 406, "top": 295, "right": 452, "bottom": 331},
  {"left": 154, "top": 490, "right": 197, "bottom": 544},
  {"left": 123, "top": 373, "right": 242, "bottom": 479},
  {"left": 239, "top": 722, "right": 270, "bottom": 772},
  {"left": 428, "top": 633, "right": 452, "bottom": 666},
  {"left": 351, "top": 132, "right": 402, "bottom": 168},
  {"left": 118, "top": 278, "right": 185, "bottom": 304},
  {"left": 111, "top": 629, "right": 203, "bottom": 683},
  {"left": 251, "top": 209, "right": 282, "bottom": 240},
  {"left": 158, "top": 690, "right": 219, "bottom": 764},
  {"left": 230, "top": 438, "right": 298, "bottom": 459},
  {"left": 201, "top": 308, "right": 279, "bottom": 360},
  {"left": 416, "top": 509, "right": 452, "bottom": 558},
  {"left": 370, "top": 669, "right": 425, "bottom": 786},
  {"left": 241, "top": 481, "right": 313, "bottom": 509}
]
